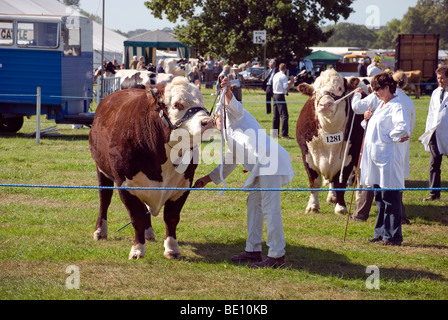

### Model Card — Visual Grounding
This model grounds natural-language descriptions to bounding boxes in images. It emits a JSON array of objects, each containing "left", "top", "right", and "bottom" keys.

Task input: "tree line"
[
  {"left": 60, "top": 0, "right": 447, "bottom": 64},
  {"left": 144, "top": 0, "right": 447, "bottom": 64},
  {"left": 322, "top": 0, "right": 447, "bottom": 50}
]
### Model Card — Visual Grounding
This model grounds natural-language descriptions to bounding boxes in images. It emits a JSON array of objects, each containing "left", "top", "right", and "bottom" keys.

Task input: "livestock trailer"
[
  {"left": 395, "top": 34, "right": 439, "bottom": 93},
  {"left": 0, "top": 13, "right": 94, "bottom": 133}
]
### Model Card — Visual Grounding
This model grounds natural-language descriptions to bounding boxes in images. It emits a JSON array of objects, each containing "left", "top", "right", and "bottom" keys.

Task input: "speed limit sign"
[{"left": 253, "top": 30, "right": 266, "bottom": 44}]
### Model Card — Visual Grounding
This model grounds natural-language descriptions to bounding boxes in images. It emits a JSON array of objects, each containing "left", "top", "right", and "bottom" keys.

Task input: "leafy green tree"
[
  {"left": 373, "top": 19, "right": 402, "bottom": 49},
  {"left": 320, "top": 22, "right": 377, "bottom": 48},
  {"left": 144, "top": 0, "right": 354, "bottom": 64},
  {"left": 401, "top": 0, "right": 448, "bottom": 49}
]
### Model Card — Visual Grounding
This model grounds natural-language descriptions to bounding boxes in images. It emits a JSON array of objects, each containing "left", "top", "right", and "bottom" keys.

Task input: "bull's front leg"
[
  {"left": 162, "top": 192, "right": 189, "bottom": 259},
  {"left": 326, "top": 182, "right": 337, "bottom": 204},
  {"left": 93, "top": 169, "right": 114, "bottom": 240},
  {"left": 306, "top": 175, "right": 322, "bottom": 214},
  {"left": 117, "top": 189, "right": 148, "bottom": 259},
  {"left": 332, "top": 178, "right": 349, "bottom": 215}
]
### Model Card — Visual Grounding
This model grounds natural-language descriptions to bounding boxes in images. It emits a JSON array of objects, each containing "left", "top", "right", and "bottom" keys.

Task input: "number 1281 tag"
[{"left": 323, "top": 131, "right": 343, "bottom": 145}]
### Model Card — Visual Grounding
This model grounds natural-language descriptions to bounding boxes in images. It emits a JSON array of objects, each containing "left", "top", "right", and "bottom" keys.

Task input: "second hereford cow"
[{"left": 296, "top": 69, "right": 365, "bottom": 214}]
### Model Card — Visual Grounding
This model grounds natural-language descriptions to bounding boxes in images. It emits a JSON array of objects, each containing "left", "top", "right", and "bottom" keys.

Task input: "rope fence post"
[{"left": 36, "top": 86, "right": 41, "bottom": 144}]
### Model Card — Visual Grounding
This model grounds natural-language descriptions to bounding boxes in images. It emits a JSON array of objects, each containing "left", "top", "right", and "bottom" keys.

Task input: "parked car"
[{"left": 239, "top": 66, "right": 266, "bottom": 85}]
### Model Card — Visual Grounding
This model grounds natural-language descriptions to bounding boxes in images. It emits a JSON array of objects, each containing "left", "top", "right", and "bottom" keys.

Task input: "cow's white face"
[
  {"left": 313, "top": 69, "right": 345, "bottom": 116},
  {"left": 163, "top": 77, "right": 214, "bottom": 145}
]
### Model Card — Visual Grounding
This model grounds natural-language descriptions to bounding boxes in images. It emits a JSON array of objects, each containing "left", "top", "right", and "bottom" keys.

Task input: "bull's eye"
[{"left": 173, "top": 102, "right": 184, "bottom": 110}]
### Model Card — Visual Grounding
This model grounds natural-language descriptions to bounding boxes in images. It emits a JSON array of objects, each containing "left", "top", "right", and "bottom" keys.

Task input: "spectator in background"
[
  {"left": 204, "top": 55, "right": 214, "bottom": 89},
  {"left": 156, "top": 60, "right": 165, "bottom": 73},
  {"left": 112, "top": 58, "right": 119, "bottom": 70},
  {"left": 228, "top": 64, "right": 244, "bottom": 101},
  {"left": 358, "top": 58, "right": 368, "bottom": 77},
  {"left": 137, "top": 56, "right": 146, "bottom": 70},
  {"left": 262, "top": 59, "right": 277, "bottom": 114},
  {"left": 367, "top": 57, "right": 382, "bottom": 77},
  {"left": 216, "top": 64, "right": 230, "bottom": 94},
  {"left": 129, "top": 56, "right": 138, "bottom": 69},
  {"left": 188, "top": 66, "right": 201, "bottom": 89},
  {"left": 272, "top": 63, "right": 294, "bottom": 139},
  {"left": 93, "top": 59, "right": 107, "bottom": 82},
  {"left": 419, "top": 65, "right": 448, "bottom": 202}
]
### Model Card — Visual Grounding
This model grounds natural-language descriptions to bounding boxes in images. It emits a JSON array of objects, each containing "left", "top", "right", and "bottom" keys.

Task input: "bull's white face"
[
  {"left": 313, "top": 69, "right": 345, "bottom": 116},
  {"left": 163, "top": 77, "right": 214, "bottom": 146}
]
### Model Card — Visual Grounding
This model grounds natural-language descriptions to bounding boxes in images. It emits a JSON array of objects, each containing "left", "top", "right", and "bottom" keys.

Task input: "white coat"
[
  {"left": 419, "top": 86, "right": 448, "bottom": 155},
  {"left": 352, "top": 90, "right": 415, "bottom": 179},
  {"left": 352, "top": 92, "right": 381, "bottom": 118},
  {"left": 396, "top": 88, "right": 416, "bottom": 178},
  {"left": 360, "top": 97, "right": 410, "bottom": 188},
  {"left": 209, "top": 95, "right": 295, "bottom": 189}
]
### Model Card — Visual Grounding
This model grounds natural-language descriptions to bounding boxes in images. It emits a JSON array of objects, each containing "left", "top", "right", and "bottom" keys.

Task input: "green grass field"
[{"left": 0, "top": 87, "right": 447, "bottom": 300}]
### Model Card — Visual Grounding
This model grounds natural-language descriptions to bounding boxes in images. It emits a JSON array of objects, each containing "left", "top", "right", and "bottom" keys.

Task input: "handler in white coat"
[
  {"left": 194, "top": 77, "right": 295, "bottom": 269},
  {"left": 419, "top": 66, "right": 448, "bottom": 201},
  {"left": 362, "top": 73, "right": 410, "bottom": 246}
]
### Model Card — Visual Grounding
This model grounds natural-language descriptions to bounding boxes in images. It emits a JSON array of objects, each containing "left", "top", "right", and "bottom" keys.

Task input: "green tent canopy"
[
  {"left": 124, "top": 30, "right": 189, "bottom": 67},
  {"left": 305, "top": 50, "right": 342, "bottom": 62}
]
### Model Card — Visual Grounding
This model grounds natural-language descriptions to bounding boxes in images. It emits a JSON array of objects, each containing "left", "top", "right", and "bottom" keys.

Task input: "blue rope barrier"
[{"left": 0, "top": 183, "right": 445, "bottom": 193}]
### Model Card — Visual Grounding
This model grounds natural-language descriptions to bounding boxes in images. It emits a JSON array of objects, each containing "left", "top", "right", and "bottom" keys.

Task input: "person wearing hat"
[
  {"left": 358, "top": 58, "right": 368, "bottom": 77},
  {"left": 228, "top": 64, "right": 244, "bottom": 101}
]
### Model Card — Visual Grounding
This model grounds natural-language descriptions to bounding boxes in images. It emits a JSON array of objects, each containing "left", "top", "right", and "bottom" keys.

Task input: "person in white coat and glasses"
[
  {"left": 194, "top": 77, "right": 295, "bottom": 268},
  {"left": 362, "top": 72, "right": 410, "bottom": 246},
  {"left": 419, "top": 66, "right": 448, "bottom": 201}
]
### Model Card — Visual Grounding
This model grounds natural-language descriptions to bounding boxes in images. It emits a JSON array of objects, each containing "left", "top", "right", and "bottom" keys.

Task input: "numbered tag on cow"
[{"left": 323, "top": 131, "right": 343, "bottom": 145}]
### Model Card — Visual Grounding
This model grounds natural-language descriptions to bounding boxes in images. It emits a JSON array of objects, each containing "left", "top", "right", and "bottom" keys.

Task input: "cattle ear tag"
[{"left": 323, "top": 131, "right": 343, "bottom": 145}]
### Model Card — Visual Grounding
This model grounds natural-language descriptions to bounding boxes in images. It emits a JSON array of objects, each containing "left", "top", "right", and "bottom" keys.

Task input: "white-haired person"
[{"left": 194, "top": 77, "right": 295, "bottom": 268}]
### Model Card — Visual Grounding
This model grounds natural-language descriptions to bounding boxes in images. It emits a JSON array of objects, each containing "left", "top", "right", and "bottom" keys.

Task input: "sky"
[{"left": 78, "top": 0, "right": 419, "bottom": 33}]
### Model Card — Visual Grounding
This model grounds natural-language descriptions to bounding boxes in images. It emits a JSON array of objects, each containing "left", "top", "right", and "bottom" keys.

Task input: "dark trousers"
[
  {"left": 272, "top": 93, "right": 289, "bottom": 138},
  {"left": 204, "top": 69, "right": 214, "bottom": 89},
  {"left": 429, "top": 131, "right": 446, "bottom": 197},
  {"left": 373, "top": 185, "right": 403, "bottom": 243},
  {"left": 265, "top": 85, "right": 273, "bottom": 114}
]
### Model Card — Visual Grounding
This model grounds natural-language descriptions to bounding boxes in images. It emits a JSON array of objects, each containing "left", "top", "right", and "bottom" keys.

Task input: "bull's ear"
[
  {"left": 146, "top": 82, "right": 157, "bottom": 100},
  {"left": 348, "top": 77, "right": 360, "bottom": 90},
  {"left": 298, "top": 83, "right": 314, "bottom": 96},
  {"left": 146, "top": 83, "right": 167, "bottom": 111}
]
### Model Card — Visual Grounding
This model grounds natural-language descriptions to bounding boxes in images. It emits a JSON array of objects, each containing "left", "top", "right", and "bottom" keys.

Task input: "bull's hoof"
[
  {"left": 93, "top": 232, "right": 107, "bottom": 240},
  {"left": 164, "top": 236, "right": 181, "bottom": 260},
  {"left": 334, "top": 204, "right": 348, "bottom": 215},
  {"left": 326, "top": 192, "right": 337, "bottom": 204},
  {"left": 163, "top": 251, "right": 182, "bottom": 260},
  {"left": 129, "top": 243, "right": 146, "bottom": 259},
  {"left": 145, "top": 227, "right": 156, "bottom": 242},
  {"left": 305, "top": 206, "right": 319, "bottom": 214},
  {"left": 93, "top": 220, "right": 108, "bottom": 240}
]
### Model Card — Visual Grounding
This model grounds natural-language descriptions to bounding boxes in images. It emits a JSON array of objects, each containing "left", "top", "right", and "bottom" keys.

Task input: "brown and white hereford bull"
[
  {"left": 89, "top": 77, "right": 214, "bottom": 259},
  {"left": 296, "top": 69, "right": 365, "bottom": 214}
]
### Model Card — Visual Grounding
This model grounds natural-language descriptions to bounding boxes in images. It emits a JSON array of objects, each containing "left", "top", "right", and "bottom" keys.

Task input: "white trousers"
[{"left": 245, "top": 175, "right": 286, "bottom": 258}]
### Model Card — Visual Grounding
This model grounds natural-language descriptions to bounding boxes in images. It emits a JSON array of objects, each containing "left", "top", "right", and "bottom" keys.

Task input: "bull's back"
[{"left": 89, "top": 89, "right": 156, "bottom": 179}]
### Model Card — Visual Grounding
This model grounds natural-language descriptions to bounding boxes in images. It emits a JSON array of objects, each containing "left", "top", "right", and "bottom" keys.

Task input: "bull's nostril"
[{"left": 201, "top": 119, "right": 213, "bottom": 126}]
